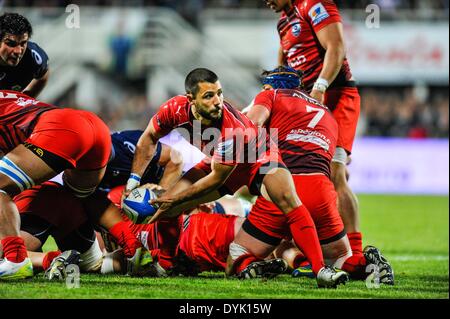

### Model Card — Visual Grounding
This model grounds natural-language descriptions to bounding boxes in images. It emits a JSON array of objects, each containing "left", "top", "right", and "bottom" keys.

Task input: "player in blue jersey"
[
  {"left": 0, "top": 13, "right": 49, "bottom": 97},
  {"left": 100, "top": 130, "right": 185, "bottom": 192}
]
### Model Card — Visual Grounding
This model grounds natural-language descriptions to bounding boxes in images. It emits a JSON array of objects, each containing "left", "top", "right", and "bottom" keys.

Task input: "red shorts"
[
  {"left": 247, "top": 174, "right": 344, "bottom": 243},
  {"left": 27, "top": 108, "right": 111, "bottom": 170},
  {"left": 14, "top": 181, "right": 87, "bottom": 239},
  {"left": 324, "top": 87, "right": 360, "bottom": 154},
  {"left": 179, "top": 212, "right": 237, "bottom": 272},
  {"left": 194, "top": 148, "right": 284, "bottom": 196},
  {"left": 130, "top": 217, "right": 183, "bottom": 270}
]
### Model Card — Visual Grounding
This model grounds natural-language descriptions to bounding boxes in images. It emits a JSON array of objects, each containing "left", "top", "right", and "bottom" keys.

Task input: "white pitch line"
[{"left": 390, "top": 255, "right": 449, "bottom": 261}]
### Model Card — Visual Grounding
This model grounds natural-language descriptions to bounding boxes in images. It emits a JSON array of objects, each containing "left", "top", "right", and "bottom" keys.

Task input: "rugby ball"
[{"left": 122, "top": 187, "right": 158, "bottom": 224}]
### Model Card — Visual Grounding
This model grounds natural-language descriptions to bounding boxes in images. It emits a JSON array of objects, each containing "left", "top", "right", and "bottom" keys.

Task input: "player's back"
[
  {"left": 100, "top": 130, "right": 164, "bottom": 191},
  {"left": 0, "top": 90, "right": 56, "bottom": 154},
  {"left": 255, "top": 88, "right": 338, "bottom": 177}
]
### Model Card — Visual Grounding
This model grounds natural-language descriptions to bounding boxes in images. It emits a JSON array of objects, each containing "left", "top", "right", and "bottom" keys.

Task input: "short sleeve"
[
  {"left": 151, "top": 96, "right": 186, "bottom": 136},
  {"left": 301, "top": 0, "right": 341, "bottom": 33},
  {"left": 29, "top": 43, "right": 49, "bottom": 79},
  {"left": 253, "top": 90, "right": 275, "bottom": 112}
]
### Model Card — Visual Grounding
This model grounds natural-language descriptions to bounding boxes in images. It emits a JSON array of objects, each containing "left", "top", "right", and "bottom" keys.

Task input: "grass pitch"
[{"left": 1, "top": 194, "right": 448, "bottom": 300}]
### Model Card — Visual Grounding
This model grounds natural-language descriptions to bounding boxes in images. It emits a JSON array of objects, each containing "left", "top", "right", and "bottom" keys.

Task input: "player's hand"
[
  {"left": 141, "top": 183, "right": 166, "bottom": 197},
  {"left": 121, "top": 188, "right": 132, "bottom": 206},
  {"left": 122, "top": 174, "right": 142, "bottom": 205},
  {"left": 196, "top": 202, "right": 216, "bottom": 214},
  {"left": 148, "top": 197, "right": 180, "bottom": 223},
  {"left": 310, "top": 89, "right": 325, "bottom": 104}
]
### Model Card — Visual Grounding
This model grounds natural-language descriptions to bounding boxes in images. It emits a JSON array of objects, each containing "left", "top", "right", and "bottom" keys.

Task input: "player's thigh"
[
  {"left": 63, "top": 167, "right": 106, "bottom": 190},
  {"left": 260, "top": 167, "right": 301, "bottom": 213},
  {"left": 233, "top": 226, "right": 277, "bottom": 259},
  {"left": 0, "top": 145, "right": 56, "bottom": 195}
]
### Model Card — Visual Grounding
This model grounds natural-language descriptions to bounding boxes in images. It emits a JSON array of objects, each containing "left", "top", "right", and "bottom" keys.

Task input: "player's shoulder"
[
  {"left": 299, "top": 0, "right": 337, "bottom": 21},
  {"left": 24, "top": 41, "right": 49, "bottom": 67},
  {"left": 159, "top": 95, "right": 189, "bottom": 112}
]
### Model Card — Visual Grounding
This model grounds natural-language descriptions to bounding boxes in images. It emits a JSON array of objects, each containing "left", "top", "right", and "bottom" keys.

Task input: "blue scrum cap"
[{"left": 261, "top": 66, "right": 303, "bottom": 90}]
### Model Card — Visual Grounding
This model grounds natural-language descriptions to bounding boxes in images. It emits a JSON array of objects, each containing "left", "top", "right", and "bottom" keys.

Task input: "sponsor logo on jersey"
[
  {"left": 291, "top": 22, "right": 301, "bottom": 37},
  {"left": 31, "top": 49, "right": 43, "bottom": 65},
  {"left": 15, "top": 97, "right": 39, "bottom": 107},
  {"left": 286, "top": 129, "right": 331, "bottom": 151},
  {"left": 123, "top": 141, "right": 136, "bottom": 153},
  {"left": 308, "top": 3, "right": 330, "bottom": 26}
]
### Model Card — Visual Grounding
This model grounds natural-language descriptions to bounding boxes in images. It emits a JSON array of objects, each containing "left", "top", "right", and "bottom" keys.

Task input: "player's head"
[
  {"left": 260, "top": 66, "right": 303, "bottom": 90},
  {"left": 0, "top": 13, "right": 32, "bottom": 66},
  {"left": 185, "top": 68, "right": 223, "bottom": 121},
  {"left": 263, "top": 0, "right": 293, "bottom": 13}
]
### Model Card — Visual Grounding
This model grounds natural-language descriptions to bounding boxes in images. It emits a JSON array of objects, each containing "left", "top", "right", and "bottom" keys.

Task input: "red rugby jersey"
[
  {"left": 278, "top": 0, "right": 353, "bottom": 91},
  {"left": 151, "top": 95, "right": 269, "bottom": 166},
  {"left": 253, "top": 89, "right": 337, "bottom": 177},
  {"left": 0, "top": 90, "right": 56, "bottom": 154}
]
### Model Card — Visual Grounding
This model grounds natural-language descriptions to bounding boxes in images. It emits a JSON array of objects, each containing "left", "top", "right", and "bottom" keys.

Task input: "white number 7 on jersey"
[{"left": 306, "top": 105, "right": 325, "bottom": 128}]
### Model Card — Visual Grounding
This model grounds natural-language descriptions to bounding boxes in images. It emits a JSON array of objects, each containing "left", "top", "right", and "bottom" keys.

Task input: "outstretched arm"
[
  {"left": 149, "top": 161, "right": 235, "bottom": 223},
  {"left": 157, "top": 144, "right": 184, "bottom": 190},
  {"left": 125, "top": 121, "right": 166, "bottom": 197}
]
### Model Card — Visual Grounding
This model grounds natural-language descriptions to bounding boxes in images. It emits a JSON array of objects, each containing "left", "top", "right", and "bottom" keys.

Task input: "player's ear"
[{"left": 186, "top": 92, "right": 194, "bottom": 103}]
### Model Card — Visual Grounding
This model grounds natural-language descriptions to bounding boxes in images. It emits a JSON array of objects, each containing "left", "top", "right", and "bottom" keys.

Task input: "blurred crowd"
[
  {"left": 359, "top": 86, "right": 449, "bottom": 138},
  {"left": 3, "top": 0, "right": 448, "bottom": 139}
]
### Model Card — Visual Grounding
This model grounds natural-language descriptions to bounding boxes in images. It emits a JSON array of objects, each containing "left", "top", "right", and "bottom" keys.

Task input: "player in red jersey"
[
  {"left": 243, "top": 66, "right": 393, "bottom": 284},
  {"left": 125, "top": 68, "right": 347, "bottom": 288},
  {"left": 264, "top": 0, "right": 364, "bottom": 259},
  {"left": 108, "top": 185, "right": 243, "bottom": 274},
  {"left": 0, "top": 91, "right": 150, "bottom": 280}
]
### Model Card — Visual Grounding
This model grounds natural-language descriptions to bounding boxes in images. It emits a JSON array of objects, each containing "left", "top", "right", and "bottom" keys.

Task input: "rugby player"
[
  {"left": 242, "top": 66, "right": 393, "bottom": 285},
  {"left": 125, "top": 68, "right": 348, "bottom": 288},
  {"left": 0, "top": 13, "right": 49, "bottom": 97},
  {"left": 0, "top": 91, "right": 150, "bottom": 279},
  {"left": 264, "top": 0, "right": 364, "bottom": 257}
]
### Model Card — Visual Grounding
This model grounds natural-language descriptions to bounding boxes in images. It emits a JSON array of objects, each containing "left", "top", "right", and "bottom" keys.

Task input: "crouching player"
[
  {"left": 13, "top": 181, "right": 168, "bottom": 278},
  {"left": 239, "top": 67, "right": 393, "bottom": 285},
  {"left": 0, "top": 90, "right": 123, "bottom": 280},
  {"left": 107, "top": 185, "right": 246, "bottom": 276}
]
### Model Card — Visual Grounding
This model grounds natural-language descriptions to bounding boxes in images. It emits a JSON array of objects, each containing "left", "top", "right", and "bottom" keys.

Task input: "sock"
[
  {"left": 292, "top": 252, "right": 309, "bottom": 269},
  {"left": 347, "top": 232, "right": 363, "bottom": 255},
  {"left": 286, "top": 205, "right": 324, "bottom": 274},
  {"left": 109, "top": 221, "right": 141, "bottom": 258},
  {"left": 341, "top": 253, "right": 367, "bottom": 279},
  {"left": 231, "top": 253, "right": 261, "bottom": 275},
  {"left": 1, "top": 236, "right": 28, "bottom": 263},
  {"left": 42, "top": 251, "right": 62, "bottom": 270}
]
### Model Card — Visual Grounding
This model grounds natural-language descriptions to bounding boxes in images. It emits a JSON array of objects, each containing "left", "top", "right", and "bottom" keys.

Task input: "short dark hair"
[
  {"left": 0, "top": 13, "right": 33, "bottom": 41},
  {"left": 185, "top": 68, "right": 219, "bottom": 96}
]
